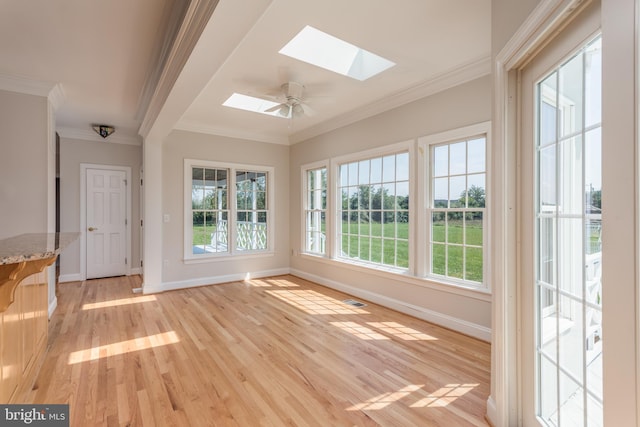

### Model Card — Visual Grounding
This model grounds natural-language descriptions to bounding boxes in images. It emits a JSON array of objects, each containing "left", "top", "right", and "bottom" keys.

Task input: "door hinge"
[
  {"left": 124, "top": 179, "right": 128, "bottom": 186},
  {"left": 140, "top": 179, "right": 143, "bottom": 186},
  {"left": 140, "top": 219, "right": 143, "bottom": 227},
  {"left": 125, "top": 257, "right": 128, "bottom": 265},
  {"left": 141, "top": 260, "right": 143, "bottom": 267},
  {"left": 125, "top": 218, "right": 128, "bottom": 226}
]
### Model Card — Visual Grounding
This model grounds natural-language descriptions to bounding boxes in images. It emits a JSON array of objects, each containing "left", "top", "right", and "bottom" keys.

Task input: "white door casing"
[{"left": 81, "top": 164, "right": 132, "bottom": 280}]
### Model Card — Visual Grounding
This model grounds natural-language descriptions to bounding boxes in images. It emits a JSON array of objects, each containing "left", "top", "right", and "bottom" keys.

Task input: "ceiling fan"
[{"left": 264, "top": 82, "right": 315, "bottom": 118}]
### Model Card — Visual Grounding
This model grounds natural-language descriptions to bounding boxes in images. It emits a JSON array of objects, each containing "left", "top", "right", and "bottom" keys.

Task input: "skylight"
[
  {"left": 222, "top": 93, "right": 286, "bottom": 118},
  {"left": 279, "top": 26, "right": 395, "bottom": 81}
]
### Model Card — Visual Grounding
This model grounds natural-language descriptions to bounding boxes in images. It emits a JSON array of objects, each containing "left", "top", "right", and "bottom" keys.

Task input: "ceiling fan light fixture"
[
  {"left": 277, "top": 105, "right": 291, "bottom": 118},
  {"left": 292, "top": 103, "right": 304, "bottom": 116}
]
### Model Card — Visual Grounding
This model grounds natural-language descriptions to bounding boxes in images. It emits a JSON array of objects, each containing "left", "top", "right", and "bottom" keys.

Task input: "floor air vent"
[{"left": 343, "top": 299, "right": 367, "bottom": 307}]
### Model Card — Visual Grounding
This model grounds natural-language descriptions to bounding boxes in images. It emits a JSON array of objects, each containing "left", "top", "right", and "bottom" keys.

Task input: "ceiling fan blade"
[{"left": 300, "top": 102, "right": 316, "bottom": 117}]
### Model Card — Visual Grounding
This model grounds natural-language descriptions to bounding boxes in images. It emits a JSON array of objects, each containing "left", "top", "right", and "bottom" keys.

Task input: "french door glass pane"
[
  {"left": 538, "top": 284, "right": 558, "bottom": 362},
  {"left": 538, "top": 217, "right": 556, "bottom": 286},
  {"left": 539, "top": 356, "right": 558, "bottom": 423},
  {"left": 558, "top": 372, "right": 585, "bottom": 426},
  {"left": 535, "top": 35, "right": 602, "bottom": 426},
  {"left": 557, "top": 294, "right": 585, "bottom": 380},
  {"left": 558, "top": 136, "right": 583, "bottom": 215},
  {"left": 539, "top": 145, "right": 557, "bottom": 210},
  {"left": 559, "top": 52, "right": 584, "bottom": 138},
  {"left": 585, "top": 38, "right": 602, "bottom": 128},
  {"left": 557, "top": 218, "right": 583, "bottom": 298}
]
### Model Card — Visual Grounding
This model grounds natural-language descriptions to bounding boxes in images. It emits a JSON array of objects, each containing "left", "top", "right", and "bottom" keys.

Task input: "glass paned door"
[{"left": 535, "top": 35, "right": 602, "bottom": 426}]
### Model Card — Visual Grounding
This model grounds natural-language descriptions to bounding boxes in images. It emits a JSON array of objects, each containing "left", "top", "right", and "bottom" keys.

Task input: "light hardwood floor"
[{"left": 28, "top": 275, "right": 490, "bottom": 426}]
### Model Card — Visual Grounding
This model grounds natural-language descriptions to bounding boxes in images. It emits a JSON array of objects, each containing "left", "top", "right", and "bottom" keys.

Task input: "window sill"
[
  {"left": 298, "top": 252, "right": 491, "bottom": 302},
  {"left": 183, "top": 250, "right": 274, "bottom": 264}
]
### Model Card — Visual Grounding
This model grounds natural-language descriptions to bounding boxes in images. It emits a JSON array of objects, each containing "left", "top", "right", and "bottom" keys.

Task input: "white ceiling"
[
  {"left": 0, "top": 0, "right": 491, "bottom": 146},
  {"left": 0, "top": 0, "right": 182, "bottom": 143}
]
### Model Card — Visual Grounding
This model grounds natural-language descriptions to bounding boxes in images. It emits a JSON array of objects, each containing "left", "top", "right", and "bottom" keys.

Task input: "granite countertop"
[{"left": 0, "top": 232, "right": 80, "bottom": 265}]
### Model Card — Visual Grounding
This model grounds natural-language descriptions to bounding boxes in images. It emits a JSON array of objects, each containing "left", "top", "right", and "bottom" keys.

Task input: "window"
[
  {"left": 303, "top": 166, "right": 327, "bottom": 255},
  {"left": 235, "top": 170, "right": 269, "bottom": 251},
  {"left": 191, "top": 167, "right": 229, "bottom": 254},
  {"left": 299, "top": 133, "right": 490, "bottom": 295},
  {"left": 420, "top": 122, "right": 489, "bottom": 288},
  {"left": 337, "top": 151, "right": 410, "bottom": 269},
  {"left": 185, "top": 159, "right": 273, "bottom": 260}
]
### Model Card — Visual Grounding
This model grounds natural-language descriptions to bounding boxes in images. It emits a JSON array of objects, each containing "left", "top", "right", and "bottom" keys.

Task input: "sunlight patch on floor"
[
  {"left": 82, "top": 295, "right": 157, "bottom": 310},
  {"left": 266, "top": 289, "right": 369, "bottom": 315},
  {"left": 332, "top": 320, "right": 438, "bottom": 341},
  {"left": 331, "top": 321, "right": 389, "bottom": 340},
  {"left": 249, "top": 278, "right": 300, "bottom": 288},
  {"left": 67, "top": 331, "right": 179, "bottom": 364},
  {"left": 348, "top": 385, "right": 423, "bottom": 410},
  {"left": 366, "top": 322, "right": 438, "bottom": 341},
  {"left": 410, "top": 383, "right": 478, "bottom": 408},
  {"left": 347, "top": 383, "right": 478, "bottom": 411}
]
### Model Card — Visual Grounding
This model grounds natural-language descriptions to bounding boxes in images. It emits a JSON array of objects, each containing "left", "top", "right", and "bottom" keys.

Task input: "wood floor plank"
[{"left": 30, "top": 274, "right": 490, "bottom": 426}]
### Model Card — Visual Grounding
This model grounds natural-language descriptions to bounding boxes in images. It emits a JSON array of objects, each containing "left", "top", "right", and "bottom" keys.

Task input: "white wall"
[
  {"left": 492, "top": 0, "right": 542, "bottom": 56},
  {"left": 0, "top": 90, "right": 49, "bottom": 239},
  {"left": 58, "top": 137, "right": 142, "bottom": 280},
  {"left": 157, "top": 130, "right": 290, "bottom": 289},
  {"left": 289, "top": 76, "right": 492, "bottom": 339}
]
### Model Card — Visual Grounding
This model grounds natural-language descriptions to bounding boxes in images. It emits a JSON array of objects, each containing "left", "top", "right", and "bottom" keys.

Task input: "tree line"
[{"left": 341, "top": 184, "right": 486, "bottom": 223}]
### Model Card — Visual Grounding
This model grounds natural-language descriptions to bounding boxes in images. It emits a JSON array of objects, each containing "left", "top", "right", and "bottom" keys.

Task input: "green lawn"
[
  {"left": 195, "top": 220, "right": 484, "bottom": 283},
  {"left": 192, "top": 224, "right": 218, "bottom": 246},
  {"left": 340, "top": 220, "right": 483, "bottom": 283}
]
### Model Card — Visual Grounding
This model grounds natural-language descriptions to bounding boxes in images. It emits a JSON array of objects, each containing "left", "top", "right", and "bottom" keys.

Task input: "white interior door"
[{"left": 86, "top": 168, "right": 127, "bottom": 279}]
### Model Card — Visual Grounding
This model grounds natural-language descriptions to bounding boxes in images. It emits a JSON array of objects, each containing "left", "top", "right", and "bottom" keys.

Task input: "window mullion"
[{"left": 229, "top": 169, "right": 237, "bottom": 254}]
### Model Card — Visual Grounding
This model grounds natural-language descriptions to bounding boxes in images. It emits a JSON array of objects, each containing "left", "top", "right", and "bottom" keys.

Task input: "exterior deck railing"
[{"left": 209, "top": 219, "right": 267, "bottom": 251}]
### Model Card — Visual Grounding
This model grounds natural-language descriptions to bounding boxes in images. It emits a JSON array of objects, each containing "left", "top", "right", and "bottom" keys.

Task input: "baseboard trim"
[
  {"left": 290, "top": 268, "right": 491, "bottom": 342},
  {"left": 48, "top": 296, "right": 58, "bottom": 319},
  {"left": 58, "top": 273, "right": 83, "bottom": 283},
  {"left": 60, "top": 269, "right": 143, "bottom": 283},
  {"left": 485, "top": 396, "right": 497, "bottom": 427},
  {"left": 143, "top": 268, "right": 291, "bottom": 294}
]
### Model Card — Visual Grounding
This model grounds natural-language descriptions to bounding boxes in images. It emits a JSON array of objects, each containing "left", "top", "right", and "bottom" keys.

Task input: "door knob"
[{"left": 88, "top": 227, "right": 98, "bottom": 231}]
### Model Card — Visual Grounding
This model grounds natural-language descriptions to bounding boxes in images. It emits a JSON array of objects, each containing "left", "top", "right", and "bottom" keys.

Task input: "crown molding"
[
  {"left": 57, "top": 127, "right": 142, "bottom": 146},
  {"left": 135, "top": 0, "right": 190, "bottom": 123},
  {"left": 48, "top": 84, "right": 66, "bottom": 110},
  {"left": 289, "top": 55, "right": 492, "bottom": 144},
  {"left": 138, "top": 0, "right": 219, "bottom": 139},
  {"left": 173, "top": 121, "right": 290, "bottom": 145},
  {"left": 173, "top": 56, "right": 491, "bottom": 146},
  {"left": 0, "top": 73, "right": 66, "bottom": 109}
]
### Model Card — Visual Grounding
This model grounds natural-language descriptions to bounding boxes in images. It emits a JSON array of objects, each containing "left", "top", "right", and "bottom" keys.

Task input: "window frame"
[
  {"left": 418, "top": 121, "right": 491, "bottom": 291},
  {"left": 184, "top": 158, "right": 275, "bottom": 262},
  {"left": 301, "top": 160, "right": 330, "bottom": 257},
  {"left": 331, "top": 140, "right": 415, "bottom": 272}
]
